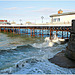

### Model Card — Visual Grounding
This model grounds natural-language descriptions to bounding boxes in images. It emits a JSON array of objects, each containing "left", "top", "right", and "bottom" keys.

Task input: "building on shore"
[
  {"left": 11, "top": 21, "right": 16, "bottom": 24},
  {"left": 25, "top": 21, "right": 32, "bottom": 25},
  {"left": 0, "top": 20, "right": 11, "bottom": 25},
  {"left": 25, "top": 21, "right": 36, "bottom": 25},
  {"left": 50, "top": 9, "right": 75, "bottom": 24}
]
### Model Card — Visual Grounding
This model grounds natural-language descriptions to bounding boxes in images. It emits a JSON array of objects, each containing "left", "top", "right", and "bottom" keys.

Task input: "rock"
[
  {"left": 48, "top": 50, "right": 75, "bottom": 68},
  {"left": 65, "top": 20, "right": 75, "bottom": 60}
]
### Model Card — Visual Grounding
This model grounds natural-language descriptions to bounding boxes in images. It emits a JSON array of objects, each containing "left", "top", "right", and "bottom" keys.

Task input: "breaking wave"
[{"left": 32, "top": 34, "right": 65, "bottom": 48}]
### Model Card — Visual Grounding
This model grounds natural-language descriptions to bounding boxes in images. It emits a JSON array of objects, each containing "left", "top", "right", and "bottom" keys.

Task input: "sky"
[{"left": 0, "top": 1, "right": 75, "bottom": 24}]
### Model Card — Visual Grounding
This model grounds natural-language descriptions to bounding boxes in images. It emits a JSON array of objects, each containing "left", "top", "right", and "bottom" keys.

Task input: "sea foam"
[{"left": 32, "top": 34, "right": 65, "bottom": 48}]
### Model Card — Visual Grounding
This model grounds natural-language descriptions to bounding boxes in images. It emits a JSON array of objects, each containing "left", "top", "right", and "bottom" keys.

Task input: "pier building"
[
  {"left": 50, "top": 9, "right": 75, "bottom": 24},
  {"left": 0, "top": 20, "right": 11, "bottom": 25},
  {"left": 0, "top": 20, "right": 7, "bottom": 25}
]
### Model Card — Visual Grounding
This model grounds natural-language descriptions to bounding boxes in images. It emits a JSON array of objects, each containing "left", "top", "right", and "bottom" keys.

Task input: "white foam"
[
  {"left": 44, "top": 37, "right": 50, "bottom": 42},
  {"left": 32, "top": 34, "right": 65, "bottom": 48},
  {"left": 48, "top": 41, "right": 54, "bottom": 47},
  {"left": 14, "top": 58, "right": 74, "bottom": 74},
  {"left": 59, "top": 38, "right": 65, "bottom": 42}
]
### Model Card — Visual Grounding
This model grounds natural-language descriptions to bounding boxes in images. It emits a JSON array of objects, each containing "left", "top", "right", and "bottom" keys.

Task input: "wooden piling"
[
  {"left": 0, "top": 27, "right": 1, "bottom": 32},
  {"left": 50, "top": 27, "right": 52, "bottom": 40},
  {"left": 42, "top": 27, "right": 44, "bottom": 36},
  {"left": 39, "top": 29, "right": 41, "bottom": 35},
  {"left": 25, "top": 28, "right": 26, "bottom": 34},
  {"left": 10, "top": 29, "right": 12, "bottom": 33},
  {"left": 7, "top": 28, "right": 8, "bottom": 33},
  {"left": 36, "top": 29, "right": 37, "bottom": 35},
  {"left": 19, "top": 27, "right": 20, "bottom": 34},
  {"left": 62, "top": 31, "right": 63, "bottom": 39},
  {"left": 31, "top": 28, "right": 32, "bottom": 36},
  {"left": 67, "top": 31, "right": 68, "bottom": 39},
  {"left": 33, "top": 27, "right": 35, "bottom": 37},
  {"left": 4, "top": 27, "right": 6, "bottom": 33},
  {"left": 67, "top": 28, "right": 69, "bottom": 39},
  {"left": 46, "top": 27, "right": 47, "bottom": 35},
  {"left": 56, "top": 30, "right": 57, "bottom": 36},
  {"left": 13, "top": 27, "right": 14, "bottom": 34},
  {"left": 27, "top": 28, "right": 28, "bottom": 34}
]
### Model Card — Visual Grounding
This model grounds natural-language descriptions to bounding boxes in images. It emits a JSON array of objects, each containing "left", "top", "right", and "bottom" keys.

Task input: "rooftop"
[
  {"left": 50, "top": 12, "right": 75, "bottom": 17},
  {"left": 58, "top": 9, "right": 63, "bottom": 11}
]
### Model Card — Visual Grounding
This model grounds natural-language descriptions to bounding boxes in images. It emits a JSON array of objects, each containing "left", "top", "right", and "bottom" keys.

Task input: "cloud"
[
  {"left": 33, "top": 8, "right": 58, "bottom": 15},
  {"left": 5, "top": 7, "right": 20, "bottom": 10},
  {"left": 24, "top": 7, "right": 34, "bottom": 9},
  {"left": 63, "top": 9, "right": 75, "bottom": 12},
  {"left": 5, "top": 7, "right": 34, "bottom": 11},
  {"left": 33, "top": 7, "right": 75, "bottom": 15},
  {"left": 0, "top": 0, "right": 75, "bottom": 1}
]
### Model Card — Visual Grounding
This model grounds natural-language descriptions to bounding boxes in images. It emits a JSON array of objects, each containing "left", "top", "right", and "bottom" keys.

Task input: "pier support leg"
[
  {"left": 50, "top": 27, "right": 52, "bottom": 40},
  {"left": 33, "top": 28, "right": 35, "bottom": 37},
  {"left": 62, "top": 31, "right": 63, "bottom": 39},
  {"left": 56, "top": 30, "right": 57, "bottom": 36},
  {"left": 39, "top": 29, "right": 41, "bottom": 36},
  {"left": 0, "top": 27, "right": 1, "bottom": 32},
  {"left": 27, "top": 29, "right": 28, "bottom": 34},
  {"left": 67, "top": 28, "right": 69, "bottom": 39},
  {"left": 31, "top": 29, "right": 32, "bottom": 36},
  {"left": 7, "top": 28, "right": 8, "bottom": 33},
  {"left": 67, "top": 31, "right": 68, "bottom": 39},
  {"left": 25, "top": 28, "right": 26, "bottom": 34},
  {"left": 35, "top": 29, "right": 37, "bottom": 35},
  {"left": 9, "top": 29, "right": 11, "bottom": 33},
  {"left": 4, "top": 27, "right": 6, "bottom": 33},
  {"left": 10, "top": 29, "right": 12, "bottom": 33},
  {"left": 19, "top": 27, "right": 20, "bottom": 34},
  {"left": 16, "top": 28, "right": 18, "bottom": 34},
  {"left": 42, "top": 28, "right": 44, "bottom": 36},
  {"left": 13, "top": 27, "right": 15, "bottom": 34},
  {"left": 46, "top": 27, "right": 47, "bottom": 35}
]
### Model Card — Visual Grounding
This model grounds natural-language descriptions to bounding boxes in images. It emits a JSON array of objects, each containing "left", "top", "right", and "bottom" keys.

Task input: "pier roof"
[{"left": 50, "top": 12, "right": 75, "bottom": 17}]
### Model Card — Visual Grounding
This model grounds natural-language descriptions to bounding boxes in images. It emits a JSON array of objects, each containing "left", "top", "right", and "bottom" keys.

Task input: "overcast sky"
[{"left": 0, "top": 1, "right": 75, "bottom": 24}]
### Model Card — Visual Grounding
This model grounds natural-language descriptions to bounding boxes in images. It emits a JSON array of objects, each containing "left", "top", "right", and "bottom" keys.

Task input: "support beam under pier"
[{"left": 0, "top": 27, "right": 1, "bottom": 32}]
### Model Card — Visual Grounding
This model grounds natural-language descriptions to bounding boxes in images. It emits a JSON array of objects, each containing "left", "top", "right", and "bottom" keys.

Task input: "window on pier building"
[
  {"left": 53, "top": 18, "right": 56, "bottom": 22},
  {"left": 53, "top": 18, "right": 60, "bottom": 22},
  {"left": 57, "top": 18, "right": 60, "bottom": 22}
]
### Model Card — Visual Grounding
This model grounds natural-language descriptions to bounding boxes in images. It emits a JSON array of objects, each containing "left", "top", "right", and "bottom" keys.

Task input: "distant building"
[
  {"left": 11, "top": 21, "right": 16, "bottom": 24},
  {"left": 25, "top": 22, "right": 32, "bottom": 25},
  {"left": 0, "top": 20, "right": 11, "bottom": 25},
  {"left": 50, "top": 9, "right": 75, "bottom": 24}
]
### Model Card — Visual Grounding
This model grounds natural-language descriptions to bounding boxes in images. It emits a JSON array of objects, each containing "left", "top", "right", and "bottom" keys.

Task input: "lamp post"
[
  {"left": 41, "top": 16, "right": 44, "bottom": 24},
  {"left": 19, "top": 19, "right": 22, "bottom": 25}
]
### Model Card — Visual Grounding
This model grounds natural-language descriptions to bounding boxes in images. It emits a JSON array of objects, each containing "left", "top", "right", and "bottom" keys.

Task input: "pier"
[{"left": 0, "top": 24, "right": 72, "bottom": 40}]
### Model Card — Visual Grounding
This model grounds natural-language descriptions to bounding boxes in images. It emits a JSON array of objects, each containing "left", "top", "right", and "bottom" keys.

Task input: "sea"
[{"left": 0, "top": 29, "right": 75, "bottom": 74}]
